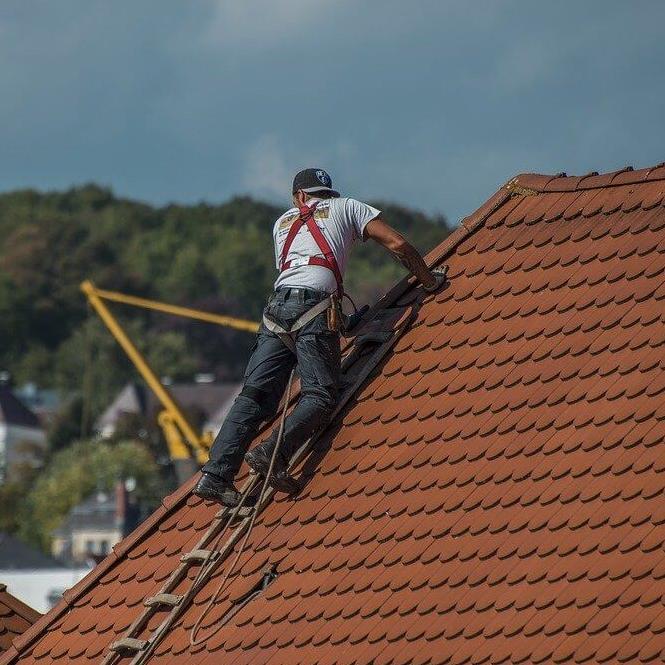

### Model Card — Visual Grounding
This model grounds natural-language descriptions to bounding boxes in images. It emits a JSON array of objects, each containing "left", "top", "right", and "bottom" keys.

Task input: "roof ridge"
[
  {"left": 507, "top": 161, "right": 665, "bottom": 193},
  {"left": 0, "top": 588, "right": 41, "bottom": 625}
]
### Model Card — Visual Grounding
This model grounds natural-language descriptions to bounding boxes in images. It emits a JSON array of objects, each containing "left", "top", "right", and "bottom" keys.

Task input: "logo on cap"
[{"left": 315, "top": 170, "right": 331, "bottom": 187}]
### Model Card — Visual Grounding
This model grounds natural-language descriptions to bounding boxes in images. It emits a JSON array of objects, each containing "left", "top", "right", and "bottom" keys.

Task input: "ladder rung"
[
  {"left": 109, "top": 638, "right": 147, "bottom": 655},
  {"left": 216, "top": 505, "right": 254, "bottom": 520},
  {"left": 144, "top": 593, "right": 182, "bottom": 608},
  {"left": 181, "top": 549, "right": 217, "bottom": 563},
  {"left": 233, "top": 506, "right": 254, "bottom": 521}
]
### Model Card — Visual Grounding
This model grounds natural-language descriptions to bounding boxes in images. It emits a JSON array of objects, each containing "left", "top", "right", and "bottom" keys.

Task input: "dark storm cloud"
[{"left": 1, "top": 0, "right": 664, "bottom": 221}]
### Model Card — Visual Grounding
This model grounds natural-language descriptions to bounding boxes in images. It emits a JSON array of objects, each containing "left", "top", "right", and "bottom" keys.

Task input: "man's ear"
[{"left": 293, "top": 190, "right": 306, "bottom": 207}]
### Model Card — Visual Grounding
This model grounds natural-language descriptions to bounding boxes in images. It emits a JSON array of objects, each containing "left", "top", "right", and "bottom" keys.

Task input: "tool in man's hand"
[{"left": 423, "top": 265, "right": 448, "bottom": 293}]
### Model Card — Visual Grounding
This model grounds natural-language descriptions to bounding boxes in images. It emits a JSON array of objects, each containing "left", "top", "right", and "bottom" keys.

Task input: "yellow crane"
[{"left": 81, "top": 280, "right": 258, "bottom": 477}]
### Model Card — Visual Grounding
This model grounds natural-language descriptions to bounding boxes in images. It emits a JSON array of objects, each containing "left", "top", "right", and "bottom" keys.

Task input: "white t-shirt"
[{"left": 273, "top": 197, "right": 381, "bottom": 293}]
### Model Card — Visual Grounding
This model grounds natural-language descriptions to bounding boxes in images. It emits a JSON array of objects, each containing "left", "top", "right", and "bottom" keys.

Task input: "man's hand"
[
  {"left": 364, "top": 217, "right": 444, "bottom": 291},
  {"left": 423, "top": 266, "right": 448, "bottom": 292}
]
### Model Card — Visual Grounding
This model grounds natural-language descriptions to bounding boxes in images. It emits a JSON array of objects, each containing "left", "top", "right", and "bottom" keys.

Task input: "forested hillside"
[{"left": 0, "top": 184, "right": 451, "bottom": 417}]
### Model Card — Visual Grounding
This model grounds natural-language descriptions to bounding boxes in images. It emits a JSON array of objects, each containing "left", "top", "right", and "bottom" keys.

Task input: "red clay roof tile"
[
  {"left": 4, "top": 163, "right": 665, "bottom": 664},
  {"left": 0, "top": 588, "right": 39, "bottom": 654}
]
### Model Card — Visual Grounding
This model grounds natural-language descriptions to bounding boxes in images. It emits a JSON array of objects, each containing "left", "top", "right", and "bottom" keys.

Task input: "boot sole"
[
  {"left": 267, "top": 474, "right": 299, "bottom": 495},
  {"left": 194, "top": 486, "right": 241, "bottom": 508}
]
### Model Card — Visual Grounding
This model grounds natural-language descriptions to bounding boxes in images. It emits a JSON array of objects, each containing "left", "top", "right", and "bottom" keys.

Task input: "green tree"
[
  {"left": 47, "top": 395, "right": 85, "bottom": 453},
  {"left": 0, "top": 481, "right": 30, "bottom": 534},
  {"left": 143, "top": 330, "right": 200, "bottom": 381},
  {"left": 18, "top": 439, "right": 164, "bottom": 551},
  {"left": 0, "top": 185, "right": 450, "bottom": 408}
]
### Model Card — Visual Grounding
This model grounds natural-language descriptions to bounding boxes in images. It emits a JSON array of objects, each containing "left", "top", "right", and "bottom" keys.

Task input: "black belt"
[{"left": 274, "top": 287, "right": 330, "bottom": 303}]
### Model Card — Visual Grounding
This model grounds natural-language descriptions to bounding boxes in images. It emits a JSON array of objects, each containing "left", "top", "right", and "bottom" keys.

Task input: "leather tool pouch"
[{"left": 327, "top": 294, "right": 343, "bottom": 332}]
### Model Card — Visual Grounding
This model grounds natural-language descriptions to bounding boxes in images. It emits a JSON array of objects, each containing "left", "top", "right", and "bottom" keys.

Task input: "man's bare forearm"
[
  {"left": 363, "top": 216, "right": 439, "bottom": 289},
  {"left": 390, "top": 240, "right": 437, "bottom": 289}
]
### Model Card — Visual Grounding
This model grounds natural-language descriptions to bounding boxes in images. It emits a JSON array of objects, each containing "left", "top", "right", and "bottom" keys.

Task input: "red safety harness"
[{"left": 279, "top": 202, "right": 344, "bottom": 296}]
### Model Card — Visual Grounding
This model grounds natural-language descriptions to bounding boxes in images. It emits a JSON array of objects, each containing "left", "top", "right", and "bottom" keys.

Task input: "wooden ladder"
[{"left": 103, "top": 306, "right": 414, "bottom": 664}]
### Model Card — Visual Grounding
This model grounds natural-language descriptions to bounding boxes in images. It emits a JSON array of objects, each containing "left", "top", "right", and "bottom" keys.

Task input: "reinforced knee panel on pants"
[
  {"left": 296, "top": 332, "right": 341, "bottom": 392},
  {"left": 240, "top": 385, "right": 269, "bottom": 402}
]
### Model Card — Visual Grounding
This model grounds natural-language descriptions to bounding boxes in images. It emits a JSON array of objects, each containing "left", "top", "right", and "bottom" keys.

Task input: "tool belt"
[{"left": 262, "top": 294, "right": 342, "bottom": 352}]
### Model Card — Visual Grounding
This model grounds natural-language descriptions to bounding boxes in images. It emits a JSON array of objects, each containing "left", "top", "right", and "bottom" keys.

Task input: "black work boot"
[
  {"left": 244, "top": 445, "right": 275, "bottom": 477},
  {"left": 193, "top": 473, "right": 242, "bottom": 508},
  {"left": 245, "top": 445, "right": 298, "bottom": 494}
]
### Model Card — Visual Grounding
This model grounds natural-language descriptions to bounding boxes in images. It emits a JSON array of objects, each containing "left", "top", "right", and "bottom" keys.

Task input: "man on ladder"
[{"left": 195, "top": 168, "right": 446, "bottom": 507}]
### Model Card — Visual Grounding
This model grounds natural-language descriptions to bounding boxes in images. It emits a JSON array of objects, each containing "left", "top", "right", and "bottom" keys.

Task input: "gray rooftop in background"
[
  {"left": 0, "top": 532, "right": 63, "bottom": 570},
  {"left": 95, "top": 381, "right": 240, "bottom": 433},
  {"left": 0, "top": 388, "right": 41, "bottom": 429}
]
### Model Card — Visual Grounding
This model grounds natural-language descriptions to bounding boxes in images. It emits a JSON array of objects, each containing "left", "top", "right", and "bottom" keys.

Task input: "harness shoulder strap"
[
  {"left": 279, "top": 202, "right": 344, "bottom": 295},
  {"left": 302, "top": 217, "right": 344, "bottom": 295},
  {"left": 279, "top": 214, "right": 305, "bottom": 271}
]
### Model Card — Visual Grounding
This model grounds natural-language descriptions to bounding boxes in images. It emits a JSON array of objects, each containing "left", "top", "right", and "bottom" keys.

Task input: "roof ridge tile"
[{"left": 504, "top": 162, "right": 665, "bottom": 194}]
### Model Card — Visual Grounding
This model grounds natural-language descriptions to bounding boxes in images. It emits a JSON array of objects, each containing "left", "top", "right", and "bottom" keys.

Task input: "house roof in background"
[
  {"left": 204, "top": 385, "right": 242, "bottom": 431},
  {"left": 3, "top": 162, "right": 665, "bottom": 664},
  {"left": 53, "top": 487, "right": 141, "bottom": 542},
  {"left": 0, "top": 586, "right": 39, "bottom": 653},
  {"left": 0, "top": 535, "right": 62, "bottom": 572},
  {"left": 95, "top": 382, "right": 241, "bottom": 433},
  {"left": 12, "top": 385, "right": 63, "bottom": 426},
  {"left": 167, "top": 383, "right": 240, "bottom": 422},
  {"left": 53, "top": 492, "right": 117, "bottom": 537},
  {"left": 0, "top": 390, "right": 40, "bottom": 430}
]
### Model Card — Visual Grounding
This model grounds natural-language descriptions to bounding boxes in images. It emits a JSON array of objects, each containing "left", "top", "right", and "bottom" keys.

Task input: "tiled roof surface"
[
  {"left": 0, "top": 586, "right": 39, "bottom": 653},
  {"left": 3, "top": 163, "right": 665, "bottom": 664}
]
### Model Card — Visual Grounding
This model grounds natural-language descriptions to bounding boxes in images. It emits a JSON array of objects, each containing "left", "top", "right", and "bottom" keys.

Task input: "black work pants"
[{"left": 202, "top": 288, "right": 341, "bottom": 480}]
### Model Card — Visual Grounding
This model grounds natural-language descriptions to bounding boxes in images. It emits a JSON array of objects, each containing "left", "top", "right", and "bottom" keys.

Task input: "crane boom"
[
  {"left": 86, "top": 285, "right": 259, "bottom": 333},
  {"left": 81, "top": 280, "right": 258, "bottom": 473}
]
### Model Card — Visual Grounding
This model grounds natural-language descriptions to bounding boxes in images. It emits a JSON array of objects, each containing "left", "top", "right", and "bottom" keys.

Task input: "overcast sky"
[{"left": 1, "top": 0, "right": 664, "bottom": 222}]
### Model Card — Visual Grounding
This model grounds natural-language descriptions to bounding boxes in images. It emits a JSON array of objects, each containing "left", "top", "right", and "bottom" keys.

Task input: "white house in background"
[
  {"left": 51, "top": 481, "right": 142, "bottom": 566},
  {"left": 0, "top": 387, "right": 47, "bottom": 483}
]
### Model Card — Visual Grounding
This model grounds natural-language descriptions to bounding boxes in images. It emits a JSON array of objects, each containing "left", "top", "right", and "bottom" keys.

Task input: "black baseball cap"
[{"left": 292, "top": 168, "right": 340, "bottom": 197}]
